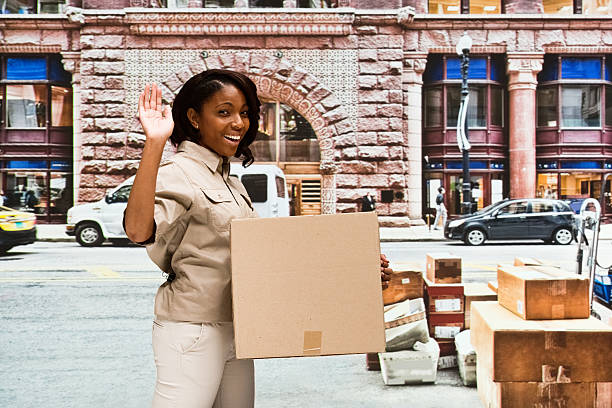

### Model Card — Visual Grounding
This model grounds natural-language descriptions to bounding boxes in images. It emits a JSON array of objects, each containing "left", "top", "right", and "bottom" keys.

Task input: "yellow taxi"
[{"left": 0, "top": 206, "right": 37, "bottom": 254}]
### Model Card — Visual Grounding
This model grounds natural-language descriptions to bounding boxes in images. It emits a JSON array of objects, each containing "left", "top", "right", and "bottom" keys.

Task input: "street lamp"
[{"left": 456, "top": 32, "right": 472, "bottom": 215}]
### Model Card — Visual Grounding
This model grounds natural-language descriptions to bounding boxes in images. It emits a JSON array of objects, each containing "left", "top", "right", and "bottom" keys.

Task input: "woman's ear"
[{"left": 186, "top": 108, "right": 199, "bottom": 130}]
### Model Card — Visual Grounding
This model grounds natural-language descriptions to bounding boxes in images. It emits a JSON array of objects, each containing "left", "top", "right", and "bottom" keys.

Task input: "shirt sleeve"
[{"left": 145, "top": 161, "right": 196, "bottom": 273}]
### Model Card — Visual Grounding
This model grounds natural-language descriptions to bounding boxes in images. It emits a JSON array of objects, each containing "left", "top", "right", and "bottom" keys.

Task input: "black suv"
[{"left": 444, "top": 199, "right": 575, "bottom": 246}]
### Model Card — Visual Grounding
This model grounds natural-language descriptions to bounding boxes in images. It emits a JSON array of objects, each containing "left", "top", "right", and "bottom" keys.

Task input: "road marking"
[
  {"left": 87, "top": 266, "right": 121, "bottom": 278},
  {"left": 0, "top": 276, "right": 162, "bottom": 283}
]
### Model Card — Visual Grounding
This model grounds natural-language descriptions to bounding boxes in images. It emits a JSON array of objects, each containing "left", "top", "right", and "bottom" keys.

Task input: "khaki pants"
[{"left": 151, "top": 320, "right": 254, "bottom": 408}]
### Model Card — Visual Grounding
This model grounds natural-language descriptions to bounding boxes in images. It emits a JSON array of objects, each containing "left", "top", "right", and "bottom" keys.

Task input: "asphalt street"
[{"left": 0, "top": 240, "right": 608, "bottom": 407}]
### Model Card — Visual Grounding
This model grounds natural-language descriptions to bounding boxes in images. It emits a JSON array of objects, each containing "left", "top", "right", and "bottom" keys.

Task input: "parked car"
[
  {"left": 444, "top": 198, "right": 576, "bottom": 246},
  {"left": 0, "top": 206, "right": 37, "bottom": 254},
  {"left": 66, "top": 176, "right": 134, "bottom": 247},
  {"left": 67, "top": 164, "right": 290, "bottom": 247}
]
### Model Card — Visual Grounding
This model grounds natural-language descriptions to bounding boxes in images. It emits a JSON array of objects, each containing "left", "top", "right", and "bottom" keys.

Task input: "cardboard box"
[
  {"left": 488, "top": 280, "right": 498, "bottom": 294},
  {"left": 384, "top": 298, "right": 426, "bottom": 329},
  {"left": 455, "top": 330, "right": 476, "bottom": 386},
  {"left": 424, "top": 277, "right": 464, "bottom": 314},
  {"left": 366, "top": 352, "right": 380, "bottom": 371},
  {"left": 437, "top": 339, "right": 456, "bottom": 357},
  {"left": 513, "top": 257, "right": 561, "bottom": 268},
  {"left": 476, "top": 363, "right": 612, "bottom": 408},
  {"left": 497, "top": 265, "right": 590, "bottom": 320},
  {"left": 464, "top": 283, "right": 498, "bottom": 329},
  {"left": 471, "top": 301, "right": 612, "bottom": 383},
  {"left": 426, "top": 253, "right": 462, "bottom": 284},
  {"left": 382, "top": 270, "right": 424, "bottom": 306},
  {"left": 428, "top": 312, "right": 464, "bottom": 340},
  {"left": 379, "top": 339, "right": 440, "bottom": 385},
  {"left": 230, "top": 212, "right": 385, "bottom": 359}
]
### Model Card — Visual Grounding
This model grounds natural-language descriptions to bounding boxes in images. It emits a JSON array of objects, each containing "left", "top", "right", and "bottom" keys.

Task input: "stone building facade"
[{"left": 1, "top": 0, "right": 611, "bottom": 224}]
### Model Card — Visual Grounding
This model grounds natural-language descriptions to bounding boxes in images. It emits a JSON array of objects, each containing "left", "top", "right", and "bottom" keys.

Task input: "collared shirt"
[{"left": 146, "top": 140, "right": 257, "bottom": 323}]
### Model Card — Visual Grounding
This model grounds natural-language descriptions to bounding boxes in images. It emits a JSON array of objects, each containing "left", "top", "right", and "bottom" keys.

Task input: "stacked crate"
[
  {"left": 471, "top": 264, "right": 612, "bottom": 407},
  {"left": 424, "top": 253, "right": 463, "bottom": 367},
  {"left": 366, "top": 269, "right": 423, "bottom": 371}
]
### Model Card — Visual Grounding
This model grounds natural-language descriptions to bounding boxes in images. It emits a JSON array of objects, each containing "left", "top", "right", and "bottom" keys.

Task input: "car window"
[
  {"left": 554, "top": 201, "right": 571, "bottom": 212},
  {"left": 242, "top": 174, "right": 267, "bottom": 203},
  {"left": 111, "top": 185, "right": 132, "bottom": 203},
  {"left": 497, "top": 201, "right": 528, "bottom": 215},
  {"left": 531, "top": 201, "right": 554, "bottom": 213},
  {"left": 275, "top": 176, "right": 285, "bottom": 199}
]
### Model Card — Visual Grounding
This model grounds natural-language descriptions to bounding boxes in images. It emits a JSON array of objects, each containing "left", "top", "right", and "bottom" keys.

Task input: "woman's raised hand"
[{"left": 138, "top": 84, "right": 174, "bottom": 145}]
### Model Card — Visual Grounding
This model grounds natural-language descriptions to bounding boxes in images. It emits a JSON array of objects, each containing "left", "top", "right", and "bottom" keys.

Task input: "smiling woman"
[{"left": 123, "top": 69, "right": 263, "bottom": 408}]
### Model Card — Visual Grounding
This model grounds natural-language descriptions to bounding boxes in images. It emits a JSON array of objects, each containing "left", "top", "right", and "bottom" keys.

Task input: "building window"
[
  {"left": 252, "top": 100, "right": 320, "bottom": 163},
  {"left": 428, "top": 0, "right": 500, "bottom": 13},
  {"left": 582, "top": 0, "right": 612, "bottom": 14},
  {"left": 424, "top": 55, "right": 505, "bottom": 130},
  {"left": 537, "top": 55, "right": 612, "bottom": 129},
  {"left": 1, "top": 0, "right": 66, "bottom": 14},
  {"left": 0, "top": 55, "right": 73, "bottom": 223},
  {"left": 543, "top": 0, "right": 574, "bottom": 13}
]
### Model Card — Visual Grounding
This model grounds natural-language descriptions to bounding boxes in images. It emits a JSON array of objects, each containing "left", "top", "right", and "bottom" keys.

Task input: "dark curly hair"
[{"left": 170, "top": 69, "right": 261, "bottom": 167}]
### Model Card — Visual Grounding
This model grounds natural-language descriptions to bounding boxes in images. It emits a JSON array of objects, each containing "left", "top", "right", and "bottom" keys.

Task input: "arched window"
[{"left": 252, "top": 100, "right": 320, "bottom": 163}]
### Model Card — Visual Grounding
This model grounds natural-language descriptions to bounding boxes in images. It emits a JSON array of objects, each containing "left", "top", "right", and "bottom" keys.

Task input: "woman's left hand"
[{"left": 380, "top": 253, "right": 392, "bottom": 289}]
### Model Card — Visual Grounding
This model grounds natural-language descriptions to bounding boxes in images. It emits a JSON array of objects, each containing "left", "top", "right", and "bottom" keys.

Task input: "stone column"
[
  {"left": 60, "top": 51, "right": 82, "bottom": 206},
  {"left": 403, "top": 53, "right": 427, "bottom": 223},
  {"left": 506, "top": 54, "right": 543, "bottom": 199}
]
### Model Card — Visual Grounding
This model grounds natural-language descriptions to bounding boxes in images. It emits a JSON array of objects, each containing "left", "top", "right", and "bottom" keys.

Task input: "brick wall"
[
  {"left": 335, "top": 22, "right": 406, "bottom": 215},
  {"left": 79, "top": 24, "right": 131, "bottom": 203}
]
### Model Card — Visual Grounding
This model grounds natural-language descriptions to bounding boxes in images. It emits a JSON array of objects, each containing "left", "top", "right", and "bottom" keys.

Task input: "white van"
[
  {"left": 230, "top": 163, "right": 290, "bottom": 218},
  {"left": 66, "top": 164, "right": 290, "bottom": 246}
]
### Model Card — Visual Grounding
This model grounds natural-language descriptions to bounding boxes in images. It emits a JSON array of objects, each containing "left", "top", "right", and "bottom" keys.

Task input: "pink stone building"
[{"left": 1, "top": 0, "right": 611, "bottom": 224}]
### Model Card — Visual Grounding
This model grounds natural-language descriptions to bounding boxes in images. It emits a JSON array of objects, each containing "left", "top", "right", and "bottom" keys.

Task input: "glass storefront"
[{"left": 0, "top": 55, "right": 73, "bottom": 223}]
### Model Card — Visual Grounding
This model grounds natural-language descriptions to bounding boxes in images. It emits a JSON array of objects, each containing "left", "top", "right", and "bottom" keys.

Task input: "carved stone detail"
[
  {"left": 126, "top": 10, "right": 354, "bottom": 36},
  {"left": 403, "top": 57, "right": 427, "bottom": 73},
  {"left": 65, "top": 6, "right": 85, "bottom": 25},
  {"left": 397, "top": 6, "right": 416, "bottom": 28},
  {"left": 507, "top": 54, "right": 544, "bottom": 91}
]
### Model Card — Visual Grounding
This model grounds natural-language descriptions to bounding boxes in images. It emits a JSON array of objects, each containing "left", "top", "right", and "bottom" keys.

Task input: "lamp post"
[{"left": 456, "top": 32, "right": 472, "bottom": 215}]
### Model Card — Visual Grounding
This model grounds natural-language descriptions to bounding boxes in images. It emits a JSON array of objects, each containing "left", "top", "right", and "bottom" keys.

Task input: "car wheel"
[
  {"left": 464, "top": 228, "right": 486, "bottom": 246},
  {"left": 76, "top": 223, "right": 104, "bottom": 247},
  {"left": 552, "top": 227, "right": 573, "bottom": 245}
]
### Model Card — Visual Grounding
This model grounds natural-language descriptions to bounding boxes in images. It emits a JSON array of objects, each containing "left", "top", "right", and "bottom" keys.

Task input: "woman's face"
[{"left": 187, "top": 83, "right": 250, "bottom": 158}]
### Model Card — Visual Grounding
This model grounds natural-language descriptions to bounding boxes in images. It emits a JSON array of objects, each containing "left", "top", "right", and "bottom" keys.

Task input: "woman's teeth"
[{"left": 224, "top": 135, "right": 240, "bottom": 142}]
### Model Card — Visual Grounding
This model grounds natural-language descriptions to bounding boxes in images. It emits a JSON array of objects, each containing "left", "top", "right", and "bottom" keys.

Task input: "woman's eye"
[
  {"left": 240, "top": 111, "right": 249, "bottom": 117},
  {"left": 218, "top": 110, "right": 229, "bottom": 115}
]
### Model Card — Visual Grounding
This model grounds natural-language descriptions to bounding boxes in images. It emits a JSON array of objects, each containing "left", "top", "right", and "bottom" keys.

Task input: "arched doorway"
[{"left": 254, "top": 98, "right": 321, "bottom": 216}]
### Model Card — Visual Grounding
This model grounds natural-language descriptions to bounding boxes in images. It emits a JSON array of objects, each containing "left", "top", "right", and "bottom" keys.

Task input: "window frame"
[
  {"left": 536, "top": 55, "right": 612, "bottom": 131},
  {"left": 423, "top": 54, "right": 505, "bottom": 131}
]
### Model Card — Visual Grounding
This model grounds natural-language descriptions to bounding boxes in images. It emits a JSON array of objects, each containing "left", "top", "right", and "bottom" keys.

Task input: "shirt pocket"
[{"left": 201, "top": 188, "right": 235, "bottom": 232}]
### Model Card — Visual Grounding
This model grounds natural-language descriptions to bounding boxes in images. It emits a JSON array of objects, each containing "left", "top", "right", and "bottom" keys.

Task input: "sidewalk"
[{"left": 35, "top": 223, "right": 612, "bottom": 243}]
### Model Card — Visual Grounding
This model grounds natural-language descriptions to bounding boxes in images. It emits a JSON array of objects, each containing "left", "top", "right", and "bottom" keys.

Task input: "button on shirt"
[{"left": 146, "top": 140, "right": 257, "bottom": 323}]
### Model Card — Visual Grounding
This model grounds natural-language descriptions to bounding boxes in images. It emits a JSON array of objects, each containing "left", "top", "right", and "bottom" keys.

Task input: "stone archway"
[{"left": 157, "top": 52, "right": 353, "bottom": 214}]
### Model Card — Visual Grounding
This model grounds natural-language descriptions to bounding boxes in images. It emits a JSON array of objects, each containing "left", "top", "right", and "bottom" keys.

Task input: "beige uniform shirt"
[{"left": 146, "top": 140, "right": 257, "bottom": 323}]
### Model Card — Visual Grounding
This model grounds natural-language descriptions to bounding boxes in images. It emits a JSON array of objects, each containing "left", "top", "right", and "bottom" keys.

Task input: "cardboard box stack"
[
  {"left": 367, "top": 269, "right": 424, "bottom": 371},
  {"left": 464, "top": 283, "right": 497, "bottom": 329},
  {"left": 424, "top": 253, "right": 464, "bottom": 368},
  {"left": 378, "top": 297, "right": 440, "bottom": 385},
  {"left": 471, "top": 263, "right": 612, "bottom": 407}
]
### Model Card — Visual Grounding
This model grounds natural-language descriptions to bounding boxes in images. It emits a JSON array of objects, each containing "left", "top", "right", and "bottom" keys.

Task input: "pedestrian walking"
[
  {"left": 360, "top": 192, "right": 376, "bottom": 212},
  {"left": 124, "top": 69, "right": 392, "bottom": 408},
  {"left": 433, "top": 186, "right": 447, "bottom": 230}
]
